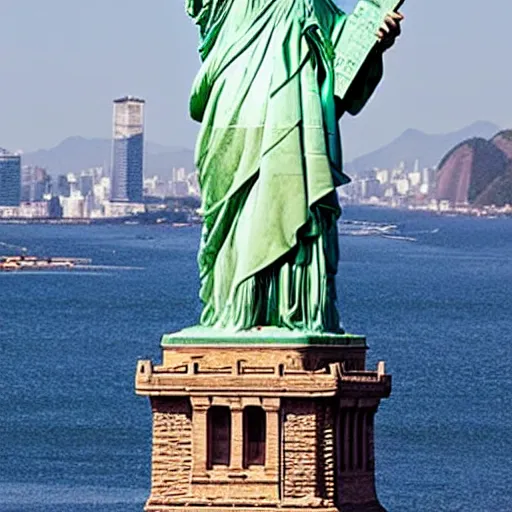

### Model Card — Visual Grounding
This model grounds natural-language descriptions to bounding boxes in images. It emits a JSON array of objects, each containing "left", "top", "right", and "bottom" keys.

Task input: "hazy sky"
[{"left": 1, "top": 0, "right": 510, "bottom": 159}]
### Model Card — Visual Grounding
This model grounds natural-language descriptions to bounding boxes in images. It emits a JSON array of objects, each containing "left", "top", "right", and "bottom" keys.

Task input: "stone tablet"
[{"left": 334, "top": 0, "right": 402, "bottom": 99}]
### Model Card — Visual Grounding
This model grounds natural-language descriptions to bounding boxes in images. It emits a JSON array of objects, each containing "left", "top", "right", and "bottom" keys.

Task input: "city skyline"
[
  {"left": 1, "top": 0, "right": 511, "bottom": 162},
  {"left": 0, "top": 91, "right": 202, "bottom": 219},
  {"left": 0, "top": 89, "right": 509, "bottom": 220}
]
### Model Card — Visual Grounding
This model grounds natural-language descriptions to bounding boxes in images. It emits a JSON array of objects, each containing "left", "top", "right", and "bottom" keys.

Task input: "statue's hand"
[{"left": 377, "top": 11, "right": 404, "bottom": 51}]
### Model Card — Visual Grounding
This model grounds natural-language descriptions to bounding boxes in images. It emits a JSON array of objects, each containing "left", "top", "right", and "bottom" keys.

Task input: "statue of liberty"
[{"left": 186, "top": 0, "right": 404, "bottom": 332}]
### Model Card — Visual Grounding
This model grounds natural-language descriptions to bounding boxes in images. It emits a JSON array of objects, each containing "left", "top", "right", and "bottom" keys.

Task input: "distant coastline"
[
  {"left": 0, "top": 218, "right": 200, "bottom": 226},
  {"left": 342, "top": 201, "right": 512, "bottom": 219},
  {"left": 1, "top": 203, "right": 512, "bottom": 226}
]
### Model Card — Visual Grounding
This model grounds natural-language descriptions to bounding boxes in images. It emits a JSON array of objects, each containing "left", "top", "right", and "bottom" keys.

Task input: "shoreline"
[
  {"left": 1, "top": 203, "right": 512, "bottom": 226},
  {"left": 0, "top": 218, "right": 201, "bottom": 226},
  {"left": 341, "top": 202, "right": 512, "bottom": 219}
]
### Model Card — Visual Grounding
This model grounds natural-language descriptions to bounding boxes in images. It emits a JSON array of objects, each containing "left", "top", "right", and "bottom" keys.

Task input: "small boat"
[{"left": 0, "top": 255, "right": 92, "bottom": 272}]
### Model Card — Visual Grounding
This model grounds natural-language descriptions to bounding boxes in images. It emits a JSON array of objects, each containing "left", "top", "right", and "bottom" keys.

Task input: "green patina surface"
[
  {"left": 185, "top": 0, "right": 401, "bottom": 336},
  {"left": 161, "top": 326, "right": 366, "bottom": 347}
]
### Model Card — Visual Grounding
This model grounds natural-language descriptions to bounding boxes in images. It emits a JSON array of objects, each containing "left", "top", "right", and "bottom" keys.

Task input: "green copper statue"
[{"left": 186, "top": 0, "right": 404, "bottom": 333}]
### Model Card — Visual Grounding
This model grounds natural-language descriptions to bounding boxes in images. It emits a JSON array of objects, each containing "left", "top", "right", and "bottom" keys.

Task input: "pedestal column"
[
  {"left": 191, "top": 396, "right": 210, "bottom": 479},
  {"left": 262, "top": 397, "right": 281, "bottom": 480}
]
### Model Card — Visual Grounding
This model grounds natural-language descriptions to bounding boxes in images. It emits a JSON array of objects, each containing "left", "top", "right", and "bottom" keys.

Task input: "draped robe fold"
[{"left": 186, "top": 0, "right": 383, "bottom": 331}]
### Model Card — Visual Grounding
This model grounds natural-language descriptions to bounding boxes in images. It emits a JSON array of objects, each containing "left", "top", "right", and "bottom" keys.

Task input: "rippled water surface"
[{"left": 1, "top": 207, "right": 511, "bottom": 511}]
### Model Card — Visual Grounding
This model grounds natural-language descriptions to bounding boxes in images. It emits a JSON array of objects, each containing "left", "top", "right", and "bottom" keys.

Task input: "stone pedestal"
[{"left": 136, "top": 327, "right": 391, "bottom": 512}]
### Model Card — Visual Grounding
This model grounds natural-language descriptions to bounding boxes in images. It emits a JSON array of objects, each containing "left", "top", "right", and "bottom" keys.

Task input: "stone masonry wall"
[
  {"left": 283, "top": 399, "right": 335, "bottom": 504},
  {"left": 283, "top": 400, "right": 318, "bottom": 499},
  {"left": 149, "top": 398, "right": 193, "bottom": 503}
]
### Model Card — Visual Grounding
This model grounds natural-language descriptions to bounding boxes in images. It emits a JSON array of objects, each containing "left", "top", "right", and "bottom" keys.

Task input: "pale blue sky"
[{"left": 1, "top": 0, "right": 511, "bottom": 159}]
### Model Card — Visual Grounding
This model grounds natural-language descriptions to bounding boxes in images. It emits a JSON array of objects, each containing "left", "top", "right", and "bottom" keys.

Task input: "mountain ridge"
[
  {"left": 11, "top": 121, "right": 501, "bottom": 178},
  {"left": 20, "top": 136, "right": 194, "bottom": 177},
  {"left": 436, "top": 128, "right": 512, "bottom": 207},
  {"left": 345, "top": 121, "right": 501, "bottom": 173}
]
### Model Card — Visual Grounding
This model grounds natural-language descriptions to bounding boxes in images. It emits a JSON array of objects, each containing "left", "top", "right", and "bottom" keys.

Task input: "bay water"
[{"left": 0, "top": 207, "right": 511, "bottom": 511}]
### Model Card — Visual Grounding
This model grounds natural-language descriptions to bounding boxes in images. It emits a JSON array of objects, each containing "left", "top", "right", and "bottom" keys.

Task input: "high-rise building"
[
  {"left": 57, "top": 175, "right": 71, "bottom": 197},
  {"left": 0, "top": 149, "right": 21, "bottom": 206},
  {"left": 79, "top": 174, "right": 94, "bottom": 197},
  {"left": 110, "top": 96, "right": 145, "bottom": 202},
  {"left": 20, "top": 166, "right": 51, "bottom": 202}
]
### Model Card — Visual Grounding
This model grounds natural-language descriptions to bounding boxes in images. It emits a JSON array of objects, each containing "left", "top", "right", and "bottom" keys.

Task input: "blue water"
[{"left": 0, "top": 207, "right": 511, "bottom": 511}]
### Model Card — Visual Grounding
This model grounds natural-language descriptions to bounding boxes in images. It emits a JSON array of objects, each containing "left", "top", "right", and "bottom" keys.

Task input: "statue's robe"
[{"left": 186, "top": 0, "right": 383, "bottom": 331}]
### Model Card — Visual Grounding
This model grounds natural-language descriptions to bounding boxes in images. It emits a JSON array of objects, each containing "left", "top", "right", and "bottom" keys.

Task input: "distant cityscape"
[
  {"left": 343, "top": 129, "right": 512, "bottom": 216},
  {"left": 1, "top": 99, "right": 511, "bottom": 222},
  {"left": 342, "top": 164, "right": 512, "bottom": 216},
  {"left": 0, "top": 96, "right": 200, "bottom": 223},
  {"left": 341, "top": 161, "right": 439, "bottom": 208}
]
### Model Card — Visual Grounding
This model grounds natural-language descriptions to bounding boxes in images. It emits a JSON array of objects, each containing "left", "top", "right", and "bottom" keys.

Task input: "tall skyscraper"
[
  {"left": 110, "top": 96, "right": 145, "bottom": 202},
  {"left": 0, "top": 149, "right": 21, "bottom": 206}
]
